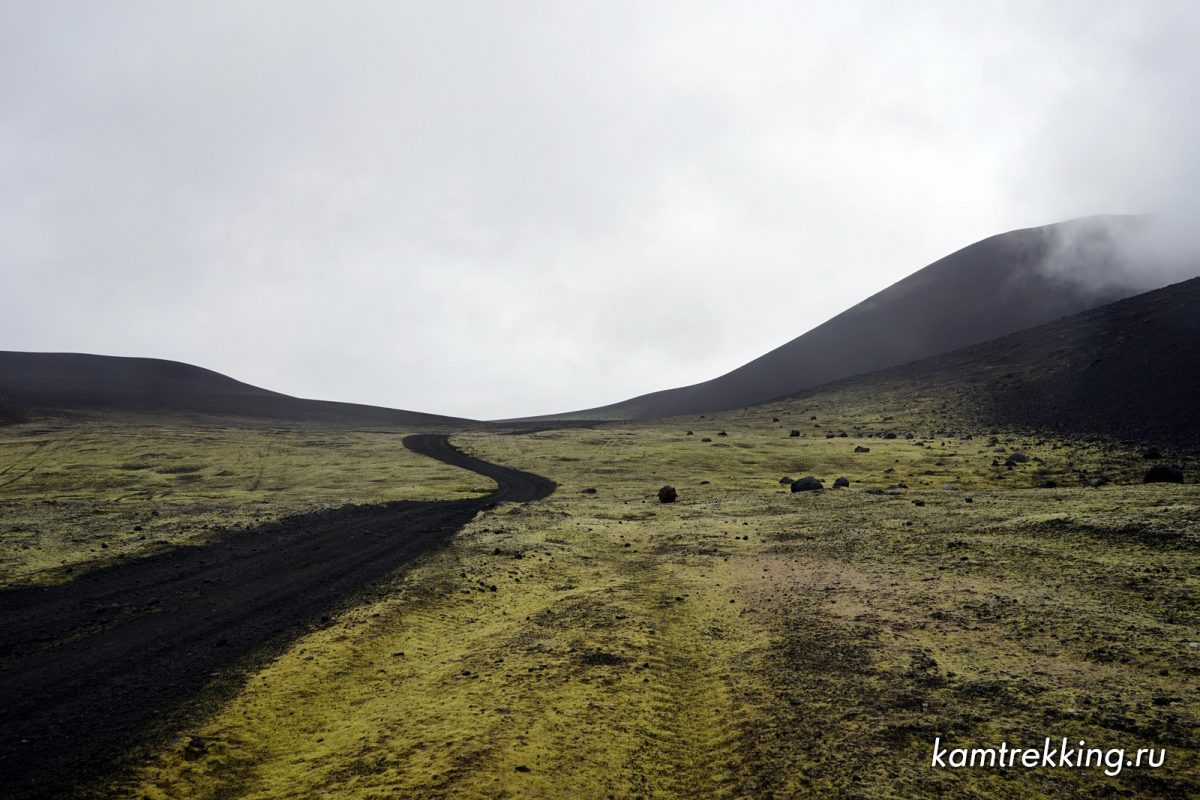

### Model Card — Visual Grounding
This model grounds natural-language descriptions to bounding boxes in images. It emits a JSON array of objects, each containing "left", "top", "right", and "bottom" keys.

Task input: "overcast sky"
[{"left": 2, "top": 2, "right": 1198, "bottom": 419}]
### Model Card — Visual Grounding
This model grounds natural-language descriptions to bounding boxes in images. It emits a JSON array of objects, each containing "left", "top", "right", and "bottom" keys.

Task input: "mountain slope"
[
  {"left": 787, "top": 275, "right": 1200, "bottom": 448},
  {"left": 540, "top": 215, "right": 1161, "bottom": 420},
  {"left": 0, "top": 352, "right": 470, "bottom": 427}
]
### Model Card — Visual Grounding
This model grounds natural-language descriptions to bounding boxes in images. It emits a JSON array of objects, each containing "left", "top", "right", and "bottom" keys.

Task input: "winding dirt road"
[{"left": 0, "top": 434, "right": 554, "bottom": 799}]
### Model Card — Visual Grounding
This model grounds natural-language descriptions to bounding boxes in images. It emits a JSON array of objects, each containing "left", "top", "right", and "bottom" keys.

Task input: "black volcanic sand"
[
  {"left": 0, "top": 434, "right": 554, "bottom": 800},
  {"left": 787, "top": 275, "right": 1200, "bottom": 450}
]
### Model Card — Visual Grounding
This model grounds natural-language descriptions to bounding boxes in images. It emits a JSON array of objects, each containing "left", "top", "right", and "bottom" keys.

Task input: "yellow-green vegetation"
[
  {"left": 113, "top": 396, "right": 1199, "bottom": 798},
  {"left": 0, "top": 421, "right": 487, "bottom": 586}
]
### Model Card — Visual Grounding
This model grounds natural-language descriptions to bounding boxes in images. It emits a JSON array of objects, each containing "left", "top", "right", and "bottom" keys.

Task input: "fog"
[{"left": 2, "top": 2, "right": 1198, "bottom": 418}]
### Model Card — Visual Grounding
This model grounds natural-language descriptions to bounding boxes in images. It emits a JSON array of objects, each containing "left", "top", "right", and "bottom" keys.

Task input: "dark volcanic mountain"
[
  {"left": 0, "top": 352, "right": 470, "bottom": 426},
  {"left": 789, "top": 275, "right": 1200, "bottom": 448},
  {"left": 541, "top": 215, "right": 1164, "bottom": 420}
]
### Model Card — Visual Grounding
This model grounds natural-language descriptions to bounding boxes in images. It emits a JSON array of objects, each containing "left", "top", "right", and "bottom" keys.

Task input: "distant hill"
[
  {"left": 0, "top": 352, "right": 471, "bottom": 427},
  {"left": 787, "top": 276, "right": 1200, "bottom": 449},
  {"left": 536, "top": 215, "right": 1165, "bottom": 420}
]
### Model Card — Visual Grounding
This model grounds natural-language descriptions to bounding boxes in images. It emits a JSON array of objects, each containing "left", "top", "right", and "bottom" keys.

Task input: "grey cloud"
[{"left": 2, "top": 2, "right": 1199, "bottom": 418}]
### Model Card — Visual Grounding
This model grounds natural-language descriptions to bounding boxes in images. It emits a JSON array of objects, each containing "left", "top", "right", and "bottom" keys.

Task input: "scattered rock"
[
  {"left": 1007, "top": 450, "right": 1030, "bottom": 463},
  {"left": 883, "top": 432, "right": 897, "bottom": 440},
  {"left": 854, "top": 446, "right": 870, "bottom": 453},
  {"left": 1144, "top": 464, "right": 1184, "bottom": 484},
  {"left": 182, "top": 737, "right": 208, "bottom": 761},
  {"left": 779, "top": 477, "right": 794, "bottom": 485},
  {"left": 790, "top": 476, "right": 823, "bottom": 492},
  {"left": 686, "top": 431, "right": 693, "bottom": 436},
  {"left": 1040, "top": 480, "right": 1058, "bottom": 489},
  {"left": 789, "top": 430, "right": 800, "bottom": 437},
  {"left": 717, "top": 431, "right": 728, "bottom": 437},
  {"left": 833, "top": 476, "right": 850, "bottom": 489},
  {"left": 657, "top": 485, "right": 678, "bottom": 503},
  {"left": 701, "top": 437, "right": 712, "bottom": 442},
  {"left": 1142, "top": 447, "right": 1163, "bottom": 459},
  {"left": 581, "top": 487, "right": 597, "bottom": 494},
  {"left": 913, "top": 499, "right": 925, "bottom": 507}
]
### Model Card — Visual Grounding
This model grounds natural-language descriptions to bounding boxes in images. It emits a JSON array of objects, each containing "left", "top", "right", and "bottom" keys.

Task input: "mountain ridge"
[
  {"left": 0, "top": 351, "right": 471, "bottom": 427},
  {"left": 780, "top": 274, "right": 1200, "bottom": 449},
  {"left": 521, "top": 215, "right": 1160, "bottom": 421}
]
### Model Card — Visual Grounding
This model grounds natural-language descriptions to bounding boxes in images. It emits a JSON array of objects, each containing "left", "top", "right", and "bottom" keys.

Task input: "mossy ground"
[
  {"left": 0, "top": 421, "right": 485, "bottom": 586},
  {"left": 101, "top": 395, "right": 1200, "bottom": 798}
]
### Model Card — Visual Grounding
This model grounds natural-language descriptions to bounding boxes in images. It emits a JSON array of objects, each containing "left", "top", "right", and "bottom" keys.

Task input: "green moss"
[
  {"left": 0, "top": 421, "right": 484, "bottom": 586},
  {"left": 108, "top": 396, "right": 1199, "bottom": 797}
]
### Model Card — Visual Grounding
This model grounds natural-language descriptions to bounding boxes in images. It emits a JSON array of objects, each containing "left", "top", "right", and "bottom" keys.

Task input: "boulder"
[
  {"left": 833, "top": 476, "right": 850, "bottom": 489},
  {"left": 1144, "top": 464, "right": 1184, "bottom": 484},
  {"left": 658, "top": 485, "right": 678, "bottom": 503},
  {"left": 790, "top": 476, "right": 823, "bottom": 492}
]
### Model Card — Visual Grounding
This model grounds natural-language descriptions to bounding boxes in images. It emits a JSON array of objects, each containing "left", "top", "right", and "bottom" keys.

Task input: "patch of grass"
[
  {"left": 111, "top": 389, "right": 1200, "bottom": 797},
  {"left": 0, "top": 421, "right": 486, "bottom": 586}
]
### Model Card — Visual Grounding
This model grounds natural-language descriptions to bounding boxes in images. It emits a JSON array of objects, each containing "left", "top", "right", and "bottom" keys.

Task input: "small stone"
[{"left": 1144, "top": 464, "right": 1184, "bottom": 484}]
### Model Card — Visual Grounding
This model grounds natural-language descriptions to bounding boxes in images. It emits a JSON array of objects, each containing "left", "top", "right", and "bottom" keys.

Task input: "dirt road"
[{"left": 0, "top": 434, "right": 554, "bottom": 799}]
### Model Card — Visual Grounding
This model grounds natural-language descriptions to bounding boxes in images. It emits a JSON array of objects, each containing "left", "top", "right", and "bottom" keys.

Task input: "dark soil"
[
  {"left": 0, "top": 434, "right": 554, "bottom": 799},
  {"left": 785, "top": 275, "right": 1200, "bottom": 451}
]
